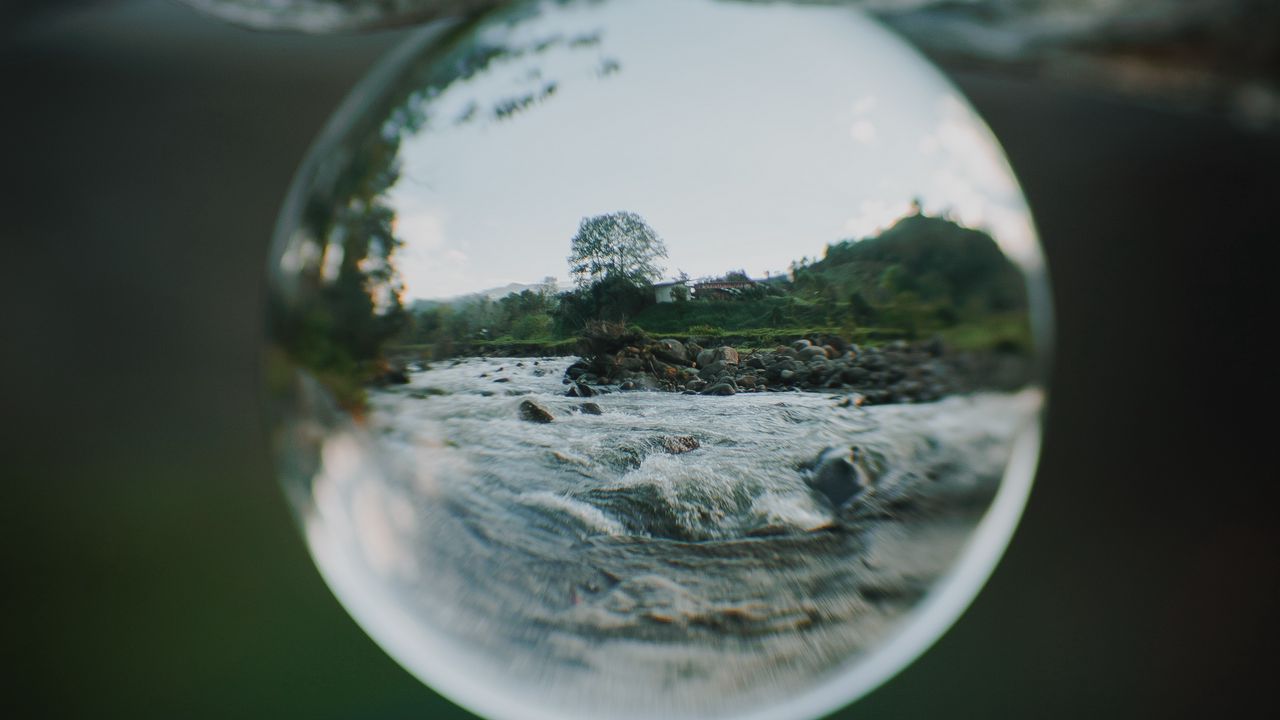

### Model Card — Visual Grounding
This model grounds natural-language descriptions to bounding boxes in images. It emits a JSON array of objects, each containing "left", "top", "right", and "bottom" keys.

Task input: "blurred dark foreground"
[{"left": 2, "top": 1, "right": 1278, "bottom": 718}]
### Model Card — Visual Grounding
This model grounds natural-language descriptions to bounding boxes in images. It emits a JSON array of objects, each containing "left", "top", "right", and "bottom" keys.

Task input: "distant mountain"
[{"left": 408, "top": 280, "right": 574, "bottom": 312}]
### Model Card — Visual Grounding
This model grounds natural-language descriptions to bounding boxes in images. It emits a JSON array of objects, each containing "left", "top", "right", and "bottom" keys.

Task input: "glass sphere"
[
  {"left": 181, "top": 0, "right": 495, "bottom": 33},
  {"left": 266, "top": 2, "right": 1050, "bottom": 719}
]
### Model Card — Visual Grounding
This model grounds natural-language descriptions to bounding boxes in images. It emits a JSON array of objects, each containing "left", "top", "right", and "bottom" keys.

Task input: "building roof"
[{"left": 694, "top": 280, "right": 756, "bottom": 290}]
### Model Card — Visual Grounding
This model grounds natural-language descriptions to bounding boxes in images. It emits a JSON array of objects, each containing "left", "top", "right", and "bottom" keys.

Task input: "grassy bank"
[{"left": 387, "top": 312, "right": 1029, "bottom": 361}]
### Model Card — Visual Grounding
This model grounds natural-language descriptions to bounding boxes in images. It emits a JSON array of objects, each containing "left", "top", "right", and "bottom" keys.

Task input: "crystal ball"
[{"left": 266, "top": 1, "right": 1051, "bottom": 718}]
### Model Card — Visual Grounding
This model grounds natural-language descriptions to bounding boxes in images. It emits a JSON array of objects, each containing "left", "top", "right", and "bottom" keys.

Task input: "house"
[
  {"left": 653, "top": 279, "right": 688, "bottom": 303},
  {"left": 692, "top": 278, "right": 757, "bottom": 300}
]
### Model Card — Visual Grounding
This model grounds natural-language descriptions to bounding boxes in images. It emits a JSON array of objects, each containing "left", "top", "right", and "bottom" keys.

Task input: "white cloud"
[
  {"left": 916, "top": 93, "right": 1040, "bottom": 268},
  {"left": 850, "top": 119, "right": 877, "bottom": 144},
  {"left": 389, "top": 208, "right": 483, "bottom": 297},
  {"left": 844, "top": 197, "right": 913, "bottom": 240},
  {"left": 396, "top": 209, "right": 446, "bottom": 250}
]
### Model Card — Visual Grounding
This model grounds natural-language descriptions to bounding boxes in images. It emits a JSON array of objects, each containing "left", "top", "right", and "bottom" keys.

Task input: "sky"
[{"left": 386, "top": 0, "right": 1041, "bottom": 300}]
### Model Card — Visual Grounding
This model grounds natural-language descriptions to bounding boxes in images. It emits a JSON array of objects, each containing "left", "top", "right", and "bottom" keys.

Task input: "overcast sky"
[{"left": 386, "top": 0, "right": 1039, "bottom": 300}]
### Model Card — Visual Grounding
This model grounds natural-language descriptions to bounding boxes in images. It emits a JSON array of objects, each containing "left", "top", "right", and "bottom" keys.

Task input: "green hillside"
[{"left": 796, "top": 213, "right": 1027, "bottom": 315}]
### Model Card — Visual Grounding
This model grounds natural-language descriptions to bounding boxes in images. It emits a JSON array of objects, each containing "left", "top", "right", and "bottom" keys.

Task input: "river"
[{"left": 286, "top": 356, "right": 1041, "bottom": 719}]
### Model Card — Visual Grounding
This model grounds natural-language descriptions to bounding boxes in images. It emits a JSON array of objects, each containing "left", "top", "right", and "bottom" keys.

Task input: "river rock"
[
  {"left": 702, "top": 382, "right": 736, "bottom": 396},
  {"left": 654, "top": 338, "right": 689, "bottom": 365},
  {"left": 698, "top": 360, "right": 730, "bottom": 381},
  {"left": 791, "top": 339, "right": 812, "bottom": 351},
  {"left": 716, "top": 346, "right": 740, "bottom": 365},
  {"left": 579, "top": 402, "right": 603, "bottom": 415},
  {"left": 766, "top": 358, "right": 796, "bottom": 380},
  {"left": 566, "top": 382, "right": 597, "bottom": 398},
  {"left": 518, "top": 400, "right": 554, "bottom": 423},
  {"left": 746, "top": 355, "right": 768, "bottom": 371},
  {"left": 695, "top": 348, "right": 717, "bottom": 369},
  {"left": 798, "top": 345, "right": 827, "bottom": 362},
  {"left": 841, "top": 366, "right": 869, "bottom": 383},
  {"left": 376, "top": 367, "right": 410, "bottom": 385},
  {"left": 924, "top": 336, "right": 945, "bottom": 357},
  {"left": 804, "top": 446, "right": 867, "bottom": 507},
  {"left": 661, "top": 435, "right": 700, "bottom": 454}
]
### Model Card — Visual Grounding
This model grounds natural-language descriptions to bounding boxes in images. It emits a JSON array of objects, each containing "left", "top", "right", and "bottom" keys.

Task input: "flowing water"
[{"left": 286, "top": 356, "right": 1040, "bottom": 718}]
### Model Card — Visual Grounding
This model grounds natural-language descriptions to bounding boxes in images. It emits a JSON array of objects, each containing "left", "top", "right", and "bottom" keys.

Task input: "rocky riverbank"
[{"left": 562, "top": 323, "right": 1030, "bottom": 405}]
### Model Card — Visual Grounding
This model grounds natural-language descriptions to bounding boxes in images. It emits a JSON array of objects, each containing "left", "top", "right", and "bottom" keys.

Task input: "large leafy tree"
[{"left": 567, "top": 211, "right": 668, "bottom": 288}]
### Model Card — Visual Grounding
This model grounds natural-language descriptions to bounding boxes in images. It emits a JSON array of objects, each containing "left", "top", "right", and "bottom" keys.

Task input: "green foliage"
[
  {"left": 805, "top": 214, "right": 1027, "bottom": 314},
  {"left": 633, "top": 296, "right": 828, "bottom": 334},
  {"left": 272, "top": 9, "right": 625, "bottom": 407},
  {"left": 552, "top": 274, "right": 654, "bottom": 334},
  {"left": 398, "top": 283, "right": 564, "bottom": 356},
  {"left": 941, "top": 313, "right": 1034, "bottom": 354},
  {"left": 511, "top": 313, "right": 552, "bottom": 340}
]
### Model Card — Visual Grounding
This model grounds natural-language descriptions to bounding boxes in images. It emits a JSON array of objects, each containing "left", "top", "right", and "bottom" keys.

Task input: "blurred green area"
[{"left": 3, "top": 1, "right": 1278, "bottom": 719}]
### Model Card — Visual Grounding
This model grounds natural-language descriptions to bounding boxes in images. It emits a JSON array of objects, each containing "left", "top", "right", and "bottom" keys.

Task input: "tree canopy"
[{"left": 567, "top": 211, "right": 668, "bottom": 288}]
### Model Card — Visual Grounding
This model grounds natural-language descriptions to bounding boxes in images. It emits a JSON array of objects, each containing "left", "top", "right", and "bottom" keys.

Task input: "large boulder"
[
  {"left": 695, "top": 348, "right": 717, "bottom": 369},
  {"left": 661, "top": 436, "right": 700, "bottom": 454},
  {"left": 716, "top": 346, "right": 740, "bottom": 365},
  {"left": 653, "top": 338, "right": 689, "bottom": 365},
  {"left": 702, "top": 382, "right": 737, "bottom": 396},
  {"left": 798, "top": 345, "right": 828, "bottom": 362},
  {"left": 576, "top": 320, "right": 650, "bottom": 357},
  {"left": 804, "top": 446, "right": 868, "bottom": 507},
  {"left": 518, "top": 400, "right": 555, "bottom": 423},
  {"left": 698, "top": 359, "right": 730, "bottom": 381}
]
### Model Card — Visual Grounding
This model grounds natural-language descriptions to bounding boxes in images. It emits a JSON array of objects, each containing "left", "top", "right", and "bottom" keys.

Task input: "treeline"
[
  {"left": 394, "top": 210, "right": 1030, "bottom": 360},
  {"left": 397, "top": 275, "right": 654, "bottom": 357}
]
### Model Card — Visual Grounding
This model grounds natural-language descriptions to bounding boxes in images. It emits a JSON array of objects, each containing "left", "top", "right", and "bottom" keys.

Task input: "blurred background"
[{"left": 3, "top": 0, "right": 1277, "bottom": 717}]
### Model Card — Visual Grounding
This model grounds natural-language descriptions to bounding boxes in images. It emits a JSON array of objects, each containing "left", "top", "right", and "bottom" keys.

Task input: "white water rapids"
[{"left": 284, "top": 356, "right": 1041, "bottom": 719}]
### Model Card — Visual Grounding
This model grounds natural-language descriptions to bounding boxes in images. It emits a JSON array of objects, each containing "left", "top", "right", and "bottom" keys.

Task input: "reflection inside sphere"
[{"left": 267, "top": 1, "right": 1049, "bottom": 719}]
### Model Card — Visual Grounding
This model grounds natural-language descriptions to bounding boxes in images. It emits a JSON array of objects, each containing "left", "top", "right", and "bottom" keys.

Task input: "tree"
[
  {"left": 673, "top": 270, "right": 691, "bottom": 302},
  {"left": 567, "top": 211, "right": 667, "bottom": 288}
]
